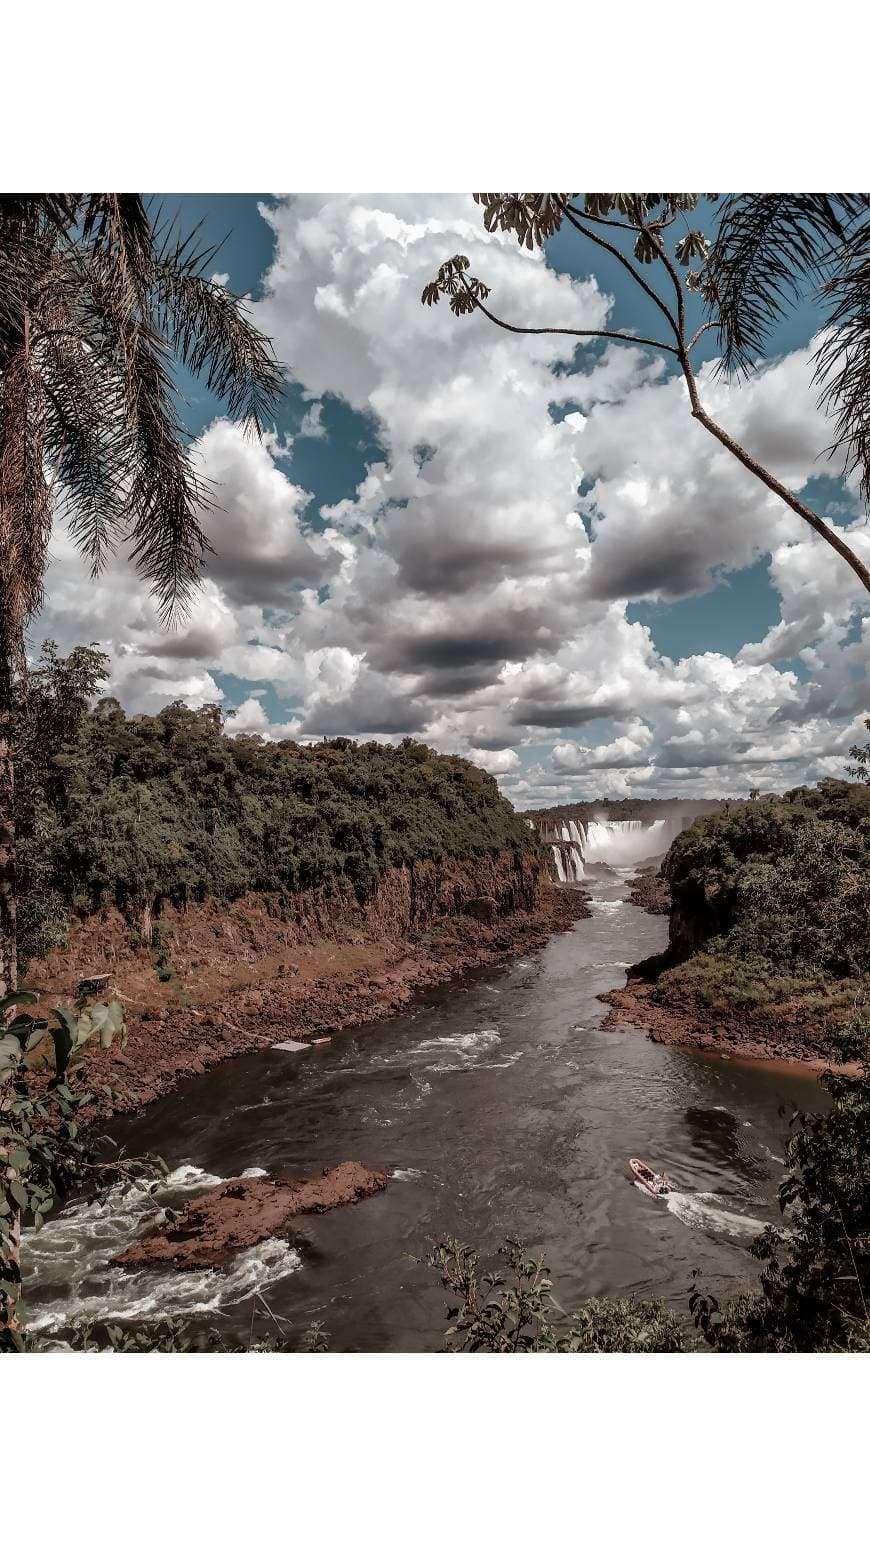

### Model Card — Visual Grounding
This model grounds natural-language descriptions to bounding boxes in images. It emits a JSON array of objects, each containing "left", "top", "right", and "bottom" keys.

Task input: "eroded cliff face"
[
  {"left": 32, "top": 851, "right": 544, "bottom": 993},
  {"left": 27, "top": 852, "right": 586, "bottom": 1119}
]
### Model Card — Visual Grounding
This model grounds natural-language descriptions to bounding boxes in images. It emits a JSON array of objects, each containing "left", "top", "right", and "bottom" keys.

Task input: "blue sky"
[{"left": 41, "top": 194, "right": 870, "bottom": 805}]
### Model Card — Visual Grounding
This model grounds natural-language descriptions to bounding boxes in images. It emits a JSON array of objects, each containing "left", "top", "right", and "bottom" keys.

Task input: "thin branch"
[
  {"left": 554, "top": 198, "right": 681, "bottom": 342},
  {"left": 459, "top": 278, "right": 678, "bottom": 355},
  {"left": 687, "top": 319, "right": 723, "bottom": 352},
  {"left": 687, "top": 387, "right": 870, "bottom": 592}
]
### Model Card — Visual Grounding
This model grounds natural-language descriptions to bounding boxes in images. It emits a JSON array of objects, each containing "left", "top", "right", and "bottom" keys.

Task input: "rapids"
[{"left": 23, "top": 869, "right": 828, "bottom": 1350}]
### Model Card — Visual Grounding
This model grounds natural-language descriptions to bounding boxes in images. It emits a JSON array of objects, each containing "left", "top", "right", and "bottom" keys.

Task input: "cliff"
[{"left": 28, "top": 852, "right": 589, "bottom": 1118}]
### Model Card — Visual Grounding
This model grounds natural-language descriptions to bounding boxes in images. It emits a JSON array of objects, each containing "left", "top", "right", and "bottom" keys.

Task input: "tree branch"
[
  {"left": 554, "top": 198, "right": 681, "bottom": 343},
  {"left": 688, "top": 389, "right": 870, "bottom": 591},
  {"left": 687, "top": 319, "right": 722, "bottom": 352},
  {"left": 460, "top": 278, "right": 678, "bottom": 355}
]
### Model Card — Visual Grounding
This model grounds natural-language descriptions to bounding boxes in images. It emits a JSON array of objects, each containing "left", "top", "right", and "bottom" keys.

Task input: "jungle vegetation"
[
  {"left": 0, "top": 193, "right": 285, "bottom": 997},
  {"left": 15, "top": 642, "right": 535, "bottom": 974},
  {"left": 657, "top": 778, "right": 870, "bottom": 1009}
]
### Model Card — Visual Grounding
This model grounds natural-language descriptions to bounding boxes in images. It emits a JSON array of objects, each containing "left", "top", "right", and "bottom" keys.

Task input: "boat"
[{"left": 629, "top": 1158, "right": 671, "bottom": 1196}]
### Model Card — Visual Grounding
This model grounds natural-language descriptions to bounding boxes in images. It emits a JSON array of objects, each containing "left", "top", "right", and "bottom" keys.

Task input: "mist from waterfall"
[{"left": 581, "top": 817, "right": 682, "bottom": 868}]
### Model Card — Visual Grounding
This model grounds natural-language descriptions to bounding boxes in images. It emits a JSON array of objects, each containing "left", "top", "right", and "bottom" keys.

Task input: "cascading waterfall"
[
  {"left": 550, "top": 842, "right": 585, "bottom": 883},
  {"left": 565, "top": 845, "right": 585, "bottom": 881},
  {"left": 581, "top": 818, "right": 682, "bottom": 868}
]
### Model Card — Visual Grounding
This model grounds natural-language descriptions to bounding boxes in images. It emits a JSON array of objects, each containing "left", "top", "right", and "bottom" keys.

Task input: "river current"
[{"left": 23, "top": 868, "right": 829, "bottom": 1349}]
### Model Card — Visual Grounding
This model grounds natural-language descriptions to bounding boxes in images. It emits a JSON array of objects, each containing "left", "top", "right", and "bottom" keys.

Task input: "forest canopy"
[{"left": 16, "top": 644, "right": 535, "bottom": 970}]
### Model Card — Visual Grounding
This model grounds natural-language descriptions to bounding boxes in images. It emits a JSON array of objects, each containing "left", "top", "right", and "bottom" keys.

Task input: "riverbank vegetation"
[
  {"left": 16, "top": 642, "right": 536, "bottom": 978},
  {"left": 653, "top": 775, "right": 870, "bottom": 1021}
]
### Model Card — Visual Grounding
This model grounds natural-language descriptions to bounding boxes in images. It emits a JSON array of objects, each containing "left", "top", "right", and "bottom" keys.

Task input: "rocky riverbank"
[
  {"left": 28, "top": 855, "right": 590, "bottom": 1121},
  {"left": 601, "top": 974, "right": 848, "bottom": 1067}
]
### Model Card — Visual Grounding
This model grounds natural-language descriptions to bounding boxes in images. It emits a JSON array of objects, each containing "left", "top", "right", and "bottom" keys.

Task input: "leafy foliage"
[
  {"left": 0, "top": 194, "right": 284, "bottom": 648},
  {"left": 1, "top": 987, "right": 163, "bottom": 1348},
  {"left": 14, "top": 644, "right": 536, "bottom": 971},
  {"left": 663, "top": 786, "right": 870, "bottom": 982},
  {"left": 847, "top": 717, "right": 870, "bottom": 783},
  {"left": 426, "top": 1236, "right": 688, "bottom": 1352},
  {"left": 691, "top": 1007, "right": 870, "bottom": 1352},
  {"left": 420, "top": 192, "right": 870, "bottom": 592},
  {"left": 706, "top": 195, "right": 869, "bottom": 374}
]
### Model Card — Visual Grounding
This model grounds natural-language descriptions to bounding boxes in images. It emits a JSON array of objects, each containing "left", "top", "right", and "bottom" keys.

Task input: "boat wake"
[{"left": 665, "top": 1189, "right": 766, "bottom": 1241}]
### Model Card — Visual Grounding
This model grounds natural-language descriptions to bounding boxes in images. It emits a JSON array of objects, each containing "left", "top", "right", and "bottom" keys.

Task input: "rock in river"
[{"left": 114, "top": 1161, "right": 388, "bottom": 1272}]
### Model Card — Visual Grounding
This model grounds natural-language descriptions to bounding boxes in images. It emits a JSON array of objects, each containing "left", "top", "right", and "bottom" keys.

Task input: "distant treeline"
[
  {"left": 525, "top": 796, "right": 726, "bottom": 825},
  {"left": 16, "top": 644, "right": 535, "bottom": 970}
]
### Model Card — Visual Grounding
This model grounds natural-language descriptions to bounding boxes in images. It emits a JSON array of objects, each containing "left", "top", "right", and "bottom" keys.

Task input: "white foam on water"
[
  {"left": 665, "top": 1190, "right": 766, "bottom": 1241},
  {"left": 761, "top": 1144, "right": 786, "bottom": 1166},
  {"left": 479, "top": 1049, "right": 524, "bottom": 1070},
  {"left": 589, "top": 899, "right": 624, "bottom": 911},
  {"left": 416, "top": 1025, "right": 503, "bottom": 1071},
  {"left": 392, "top": 1167, "right": 424, "bottom": 1182},
  {"left": 22, "top": 1163, "right": 300, "bottom": 1336}
]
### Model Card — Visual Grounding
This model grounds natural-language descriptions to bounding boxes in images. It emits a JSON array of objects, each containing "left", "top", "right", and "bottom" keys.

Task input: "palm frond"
[
  {"left": 151, "top": 247, "right": 284, "bottom": 434},
  {"left": 40, "top": 331, "right": 128, "bottom": 575},
  {"left": 707, "top": 194, "right": 870, "bottom": 375},
  {"left": 816, "top": 218, "right": 870, "bottom": 502},
  {"left": 120, "top": 317, "right": 213, "bottom": 621}
]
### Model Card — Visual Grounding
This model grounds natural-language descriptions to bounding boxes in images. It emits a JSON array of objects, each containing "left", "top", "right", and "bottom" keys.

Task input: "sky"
[{"left": 37, "top": 194, "right": 870, "bottom": 808}]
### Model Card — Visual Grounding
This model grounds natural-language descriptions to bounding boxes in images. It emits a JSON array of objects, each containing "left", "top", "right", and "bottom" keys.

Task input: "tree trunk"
[{"left": 0, "top": 658, "right": 16, "bottom": 999}]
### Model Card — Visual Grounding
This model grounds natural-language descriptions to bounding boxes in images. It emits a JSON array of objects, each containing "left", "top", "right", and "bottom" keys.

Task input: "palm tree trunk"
[{"left": 0, "top": 655, "right": 16, "bottom": 999}]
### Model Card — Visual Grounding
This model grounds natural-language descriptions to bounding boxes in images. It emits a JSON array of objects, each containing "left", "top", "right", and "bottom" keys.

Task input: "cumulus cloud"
[{"left": 33, "top": 194, "right": 869, "bottom": 806}]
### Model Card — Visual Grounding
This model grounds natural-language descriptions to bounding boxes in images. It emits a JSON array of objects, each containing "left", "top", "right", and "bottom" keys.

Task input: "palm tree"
[
  {"left": 0, "top": 194, "right": 285, "bottom": 993},
  {"left": 422, "top": 193, "right": 870, "bottom": 593}
]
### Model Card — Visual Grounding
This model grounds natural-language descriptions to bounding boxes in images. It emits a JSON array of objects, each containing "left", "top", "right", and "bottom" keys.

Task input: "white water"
[
  {"left": 581, "top": 818, "right": 683, "bottom": 868},
  {"left": 22, "top": 1163, "right": 302, "bottom": 1334},
  {"left": 565, "top": 845, "right": 585, "bottom": 881},
  {"left": 665, "top": 1190, "right": 766, "bottom": 1241},
  {"left": 551, "top": 842, "right": 585, "bottom": 882}
]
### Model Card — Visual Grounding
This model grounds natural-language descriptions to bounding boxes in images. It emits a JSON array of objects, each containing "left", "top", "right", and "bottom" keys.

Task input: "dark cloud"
[
  {"left": 301, "top": 682, "right": 428, "bottom": 736},
  {"left": 366, "top": 616, "right": 562, "bottom": 680},
  {"left": 145, "top": 628, "right": 230, "bottom": 661},
  {"left": 206, "top": 544, "right": 337, "bottom": 610},
  {"left": 511, "top": 700, "right": 621, "bottom": 728},
  {"left": 384, "top": 525, "right": 565, "bottom": 599}
]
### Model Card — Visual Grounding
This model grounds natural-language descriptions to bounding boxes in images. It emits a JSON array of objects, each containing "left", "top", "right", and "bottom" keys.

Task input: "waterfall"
[
  {"left": 580, "top": 818, "right": 682, "bottom": 868},
  {"left": 551, "top": 845, "right": 567, "bottom": 882},
  {"left": 566, "top": 844, "right": 585, "bottom": 881},
  {"left": 568, "top": 820, "right": 584, "bottom": 846},
  {"left": 560, "top": 824, "right": 571, "bottom": 841}
]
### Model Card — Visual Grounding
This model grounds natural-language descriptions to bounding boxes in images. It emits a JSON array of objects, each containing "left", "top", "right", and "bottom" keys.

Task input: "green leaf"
[
  {"left": 7, "top": 1148, "right": 29, "bottom": 1172},
  {"left": 9, "top": 1181, "right": 28, "bottom": 1211}
]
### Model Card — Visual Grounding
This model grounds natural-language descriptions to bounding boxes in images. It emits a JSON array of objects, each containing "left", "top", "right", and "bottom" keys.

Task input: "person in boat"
[{"left": 659, "top": 1171, "right": 670, "bottom": 1193}]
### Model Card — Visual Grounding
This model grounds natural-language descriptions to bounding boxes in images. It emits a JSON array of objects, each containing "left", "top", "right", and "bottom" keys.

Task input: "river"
[{"left": 23, "top": 868, "right": 829, "bottom": 1349}]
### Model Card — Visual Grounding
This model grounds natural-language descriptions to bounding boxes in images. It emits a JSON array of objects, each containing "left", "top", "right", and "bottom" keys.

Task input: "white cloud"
[{"left": 35, "top": 194, "right": 869, "bottom": 807}]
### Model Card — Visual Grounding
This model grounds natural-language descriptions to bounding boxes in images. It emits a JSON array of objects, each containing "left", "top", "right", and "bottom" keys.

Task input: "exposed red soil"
[
  {"left": 114, "top": 1162, "right": 389, "bottom": 1271},
  {"left": 26, "top": 855, "right": 590, "bottom": 1122},
  {"left": 601, "top": 976, "right": 848, "bottom": 1068}
]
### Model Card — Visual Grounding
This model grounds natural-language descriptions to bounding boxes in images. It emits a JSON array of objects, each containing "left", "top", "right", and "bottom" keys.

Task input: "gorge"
[{"left": 13, "top": 666, "right": 869, "bottom": 1350}]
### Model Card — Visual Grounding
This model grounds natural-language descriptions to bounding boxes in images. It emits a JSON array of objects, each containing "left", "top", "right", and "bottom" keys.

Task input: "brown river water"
[{"left": 23, "top": 869, "right": 829, "bottom": 1349}]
